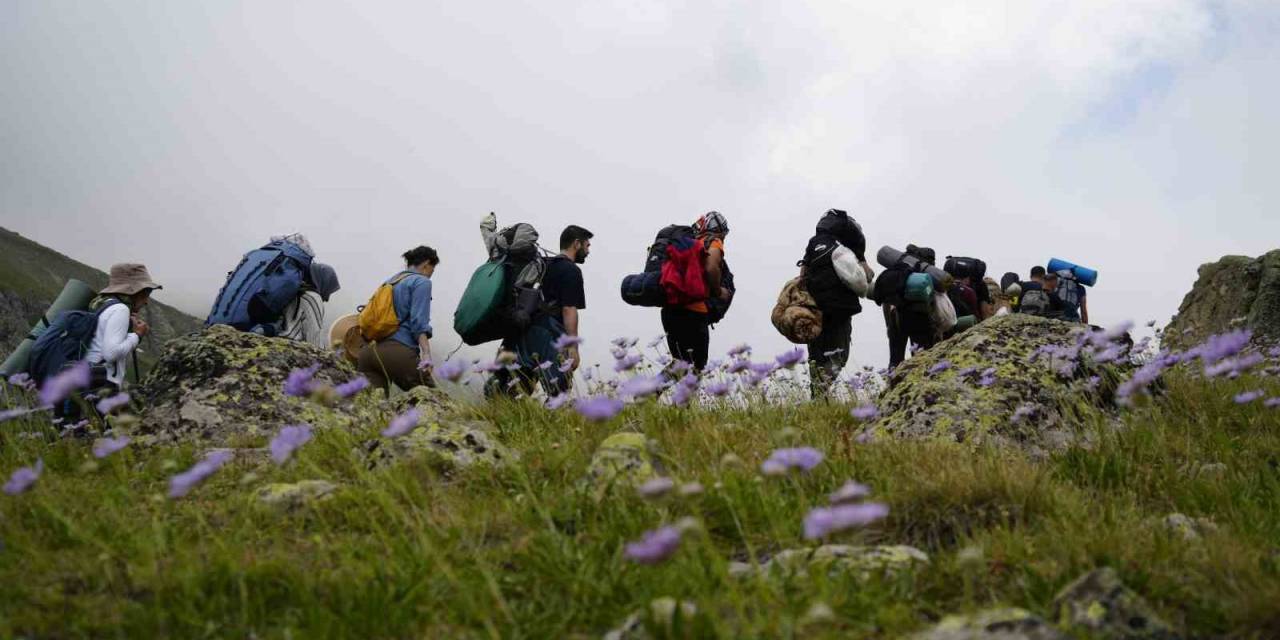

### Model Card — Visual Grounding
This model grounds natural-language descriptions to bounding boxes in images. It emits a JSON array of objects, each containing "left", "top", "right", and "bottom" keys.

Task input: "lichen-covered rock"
[
  {"left": 580, "top": 432, "right": 664, "bottom": 499},
  {"left": 603, "top": 597, "right": 699, "bottom": 640},
  {"left": 1153, "top": 513, "right": 1217, "bottom": 541},
  {"left": 871, "top": 314, "right": 1130, "bottom": 456},
  {"left": 1165, "top": 249, "right": 1280, "bottom": 350},
  {"left": 1052, "top": 567, "right": 1180, "bottom": 639},
  {"left": 911, "top": 607, "right": 1066, "bottom": 640},
  {"left": 136, "top": 326, "right": 375, "bottom": 446},
  {"left": 256, "top": 480, "right": 338, "bottom": 511},
  {"left": 729, "top": 544, "right": 929, "bottom": 581},
  {"left": 361, "top": 419, "right": 515, "bottom": 470},
  {"left": 389, "top": 385, "right": 455, "bottom": 422}
]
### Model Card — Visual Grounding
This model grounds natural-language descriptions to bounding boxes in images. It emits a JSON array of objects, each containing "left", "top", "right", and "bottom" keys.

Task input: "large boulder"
[
  {"left": 911, "top": 608, "right": 1067, "bottom": 640},
  {"left": 729, "top": 544, "right": 929, "bottom": 581},
  {"left": 1165, "top": 250, "right": 1280, "bottom": 351},
  {"left": 870, "top": 314, "right": 1130, "bottom": 457},
  {"left": 580, "top": 432, "right": 665, "bottom": 499},
  {"left": 135, "top": 325, "right": 375, "bottom": 446},
  {"left": 1052, "top": 568, "right": 1179, "bottom": 639}
]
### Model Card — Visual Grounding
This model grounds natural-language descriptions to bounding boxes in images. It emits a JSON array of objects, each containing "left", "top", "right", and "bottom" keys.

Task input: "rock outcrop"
[
  {"left": 1165, "top": 249, "right": 1280, "bottom": 351},
  {"left": 911, "top": 608, "right": 1066, "bottom": 640},
  {"left": 581, "top": 432, "right": 665, "bottom": 499},
  {"left": 1052, "top": 568, "right": 1179, "bottom": 639},
  {"left": 135, "top": 326, "right": 375, "bottom": 446},
  {"left": 870, "top": 314, "right": 1130, "bottom": 456},
  {"left": 728, "top": 544, "right": 929, "bottom": 581}
]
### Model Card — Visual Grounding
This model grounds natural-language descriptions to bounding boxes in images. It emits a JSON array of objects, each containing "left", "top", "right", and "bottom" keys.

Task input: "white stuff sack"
[
  {"left": 832, "top": 245, "right": 869, "bottom": 297},
  {"left": 930, "top": 291, "right": 958, "bottom": 332}
]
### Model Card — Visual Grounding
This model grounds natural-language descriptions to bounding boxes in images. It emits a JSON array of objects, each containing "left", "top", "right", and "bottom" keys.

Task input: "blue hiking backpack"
[
  {"left": 28, "top": 299, "right": 121, "bottom": 385},
  {"left": 1054, "top": 271, "right": 1083, "bottom": 322},
  {"left": 206, "top": 241, "right": 313, "bottom": 335}
]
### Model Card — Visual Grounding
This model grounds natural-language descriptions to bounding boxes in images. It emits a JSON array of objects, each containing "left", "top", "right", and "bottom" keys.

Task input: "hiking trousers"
[
  {"left": 808, "top": 312, "right": 852, "bottom": 399},
  {"left": 357, "top": 340, "right": 434, "bottom": 395},
  {"left": 885, "top": 306, "right": 936, "bottom": 369},
  {"left": 661, "top": 307, "right": 711, "bottom": 372}
]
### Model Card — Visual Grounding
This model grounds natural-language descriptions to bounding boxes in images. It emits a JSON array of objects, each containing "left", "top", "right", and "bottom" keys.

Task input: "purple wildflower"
[
  {"left": 1234, "top": 390, "right": 1265, "bottom": 405},
  {"left": 3, "top": 459, "right": 43, "bottom": 495},
  {"left": 611, "top": 336, "right": 639, "bottom": 349},
  {"left": 1269, "top": 346, "right": 1280, "bottom": 358},
  {"left": 92, "top": 436, "right": 132, "bottom": 460},
  {"left": 559, "top": 359, "right": 576, "bottom": 374},
  {"left": 726, "top": 359, "right": 751, "bottom": 374},
  {"left": 614, "top": 353, "right": 643, "bottom": 372},
  {"left": 761, "top": 447, "right": 824, "bottom": 474},
  {"left": 1117, "top": 359, "right": 1169, "bottom": 400},
  {"left": 775, "top": 347, "right": 806, "bottom": 368},
  {"left": 638, "top": 477, "right": 675, "bottom": 498},
  {"left": 748, "top": 362, "right": 776, "bottom": 376},
  {"left": 727, "top": 343, "right": 752, "bottom": 357},
  {"left": 553, "top": 334, "right": 583, "bottom": 351},
  {"left": 545, "top": 393, "right": 570, "bottom": 410},
  {"left": 1265, "top": 398, "right": 1280, "bottom": 409},
  {"left": 38, "top": 361, "right": 91, "bottom": 407},
  {"left": 0, "top": 408, "right": 40, "bottom": 423},
  {"left": 270, "top": 424, "right": 313, "bottom": 464},
  {"left": 803, "top": 502, "right": 889, "bottom": 539},
  {"left": 95, "top": 392, "right": 131, "bottom": 415},
  {"left": 624, "top": 525, "right": 682, "bottom": 564},
  {"left": 381, "top": 409, "right": 421, "bottom": 437},
  {"left": 850, "top": 404, "right": 879, "bottom": 421},
  {"left": 854, "top": 430, "right": 875, "bottom": 444},
  {"left": 829, "top": 481, "right": 872, "bottom": 505},
  {"left": 928, "top": 360, "right": 952, "bottom": 375},
  {"left": 283, "top": 364, "right": 322, "bottom": 397},
  {"left": 7, "top": 373, "right": 34, "bottom": 390},
  {"left": 670, "top": 383, "right": 695, "bottom": 407},
  {"left": 575, "top": 396, "right": 624, "bottom": 422},
  {"left": 1010, "top": 404, "right": 1038, "bottom": 424},
  {"left": 334, "top": 376, "right": 370, "bottom": 399},
  {"left": 1206, "top": 353, "right": 1266, "bottom": 378},
  {"left": 704, "top": 380, "right": 732, "bottom": 397},
  {"left": 620, "top": 375, "right": 665, "bottom": 399},
  {"left": 1192, "top": 329, "right": 1252, "bottom": 366},
  {"left": 977, "top": 373, "right": 997, "bottom": 388},
  {"left": 168, "top": 451, "right": 233, "bottom": 499},
  {"left": 475, "top": 360, "right": 504, "bottom": 374},
  {"left": 435, "top": 359, "right": 469, "bottom": 383}
]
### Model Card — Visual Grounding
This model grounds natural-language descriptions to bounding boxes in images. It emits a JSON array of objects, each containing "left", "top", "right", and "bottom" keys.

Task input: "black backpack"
[
  {"left": 706, "top": 259, "right": 735, "bottom": 325},
  {"left": 620, "top": 224, "right": 697, "bottom": 307},
  {"left": 815, "top": 209, "right": 866, "bottom": 259},
  {"left": 944, "top": 256, "right": 987, "bottom": 282},
  {"left": 800, "top": 234, "right": 862, "bottom": 316},
  {"left": 28, "top": 299, "right": 122, "bottom": 385}
]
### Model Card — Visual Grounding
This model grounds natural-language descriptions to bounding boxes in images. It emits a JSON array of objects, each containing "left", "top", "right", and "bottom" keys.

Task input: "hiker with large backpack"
[
  {"left": 872, "top": 244, "right": 943, "bottom": 369},
  {"left": 797, "top": 209, "right": 873, "bottom": 398},
  {"left": 277, "top": 262, "right": 341, "bottom": 348},
  {"left": 660, "top": 211, "right": 732, "bottom": 372},
  {"left": 1052, "top": 271, "right": 1089, "bottom": 323},
  {"left": 28, "top": 263, "right": 162, "bottom": 418},
  {"left": 489, "top": 223, "right": 593, "bottom": 396},
  {"left": 355, "top": 246, "right": 439, "bottom": 394},
  {"left": 942, "top": 256, "right": 994, "bottom": 323},
  {"left": 1015, "top": 266, "right": 1062, "bottom": 319}
]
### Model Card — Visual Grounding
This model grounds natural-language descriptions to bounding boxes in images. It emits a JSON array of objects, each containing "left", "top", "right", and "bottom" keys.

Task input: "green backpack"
[{"left": 453, "top": 260, "right": 508, "bottom": 345}]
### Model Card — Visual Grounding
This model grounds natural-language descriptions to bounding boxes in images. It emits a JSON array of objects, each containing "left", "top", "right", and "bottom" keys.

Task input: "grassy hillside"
[
  {"left": 0, "top": 370, "right": 1278, "bottom": 638},
  {"left": 0, "top": 227, "right": 201, "bottom": 372}
]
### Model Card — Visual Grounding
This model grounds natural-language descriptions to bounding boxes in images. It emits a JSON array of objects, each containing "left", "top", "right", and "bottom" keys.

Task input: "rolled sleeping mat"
[
  {"left": 876, "top": 246, "right": 953, "bottom": 290},
  {"left": 1047, "top": 258, "right": 1098, "bottom": 287},
  {"left": 0, "top": 279, "right": 98, "bottom": 377}
]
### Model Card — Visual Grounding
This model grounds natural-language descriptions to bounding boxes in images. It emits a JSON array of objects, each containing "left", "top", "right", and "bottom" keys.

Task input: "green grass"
[{"left": 1, "top": 372, "right": 1279, "bottom": 638}]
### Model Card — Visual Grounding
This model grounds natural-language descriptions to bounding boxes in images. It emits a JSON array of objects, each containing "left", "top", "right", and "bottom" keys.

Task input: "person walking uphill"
[
  {"left": 662, "top": 211, "right": 732, "bottom": 372},
  {"left": 356, "top": 246, "right": 439, "bottom": 395},
  {"left": 798, "top": 209, "right": 873, "bottom": 398},
  {"left": 492, "top": 225, "right": 593, "bottom": 396}
]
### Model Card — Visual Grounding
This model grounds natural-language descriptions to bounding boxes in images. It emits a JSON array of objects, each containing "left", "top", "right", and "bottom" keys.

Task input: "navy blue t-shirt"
[{"left": 541, "top": 256, "right": 585, "bottom": 317}]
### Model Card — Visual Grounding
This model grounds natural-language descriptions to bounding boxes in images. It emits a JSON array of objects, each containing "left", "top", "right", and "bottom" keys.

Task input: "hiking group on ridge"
[{"left": 10, "top": 211, "right": 1099, "bottom": 418}]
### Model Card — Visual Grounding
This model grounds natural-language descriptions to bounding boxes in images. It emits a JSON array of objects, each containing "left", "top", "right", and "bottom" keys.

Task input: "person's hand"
[
  {"left": 131, "top": 315, "right": 150, "bottom": 337},
  {"left": 564, "top": 345, "right": 581, "bottom": 373},
  {"left": 417, "top": 358, "right": 434, "bottom": 377}
]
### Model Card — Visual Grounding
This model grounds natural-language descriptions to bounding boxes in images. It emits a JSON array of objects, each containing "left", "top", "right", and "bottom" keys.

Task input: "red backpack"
[{"left": 660, "top": 236, "right": 708, "bottom": 305}]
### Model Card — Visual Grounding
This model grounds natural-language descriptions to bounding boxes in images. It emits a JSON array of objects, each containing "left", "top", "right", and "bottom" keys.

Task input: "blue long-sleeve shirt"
[{"left": 388, "top": 270, "right": 433, "bottom": 351}]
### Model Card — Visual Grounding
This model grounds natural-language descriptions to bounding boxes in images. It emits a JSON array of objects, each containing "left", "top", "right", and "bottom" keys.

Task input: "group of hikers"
[{"left": 16, "top": 209, "right": 1097, "bottom": 417}]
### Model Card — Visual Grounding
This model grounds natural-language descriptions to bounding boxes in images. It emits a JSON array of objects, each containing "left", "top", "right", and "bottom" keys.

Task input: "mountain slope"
[{"left": 0, "top": 226, "right": 202, "bottom": 374}]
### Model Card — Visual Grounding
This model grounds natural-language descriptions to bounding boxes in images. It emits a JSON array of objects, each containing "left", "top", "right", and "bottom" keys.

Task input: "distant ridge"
[{"left": 0, "top": 226, "right": 202, "bottom": 374}]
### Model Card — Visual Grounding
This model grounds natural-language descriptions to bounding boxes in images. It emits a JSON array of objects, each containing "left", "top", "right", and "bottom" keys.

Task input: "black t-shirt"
[{"left": 542, "top": 256, "right": 586, "bottom": 316}]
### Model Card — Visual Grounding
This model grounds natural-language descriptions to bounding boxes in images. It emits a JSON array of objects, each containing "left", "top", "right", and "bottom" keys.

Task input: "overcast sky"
[{"left": 2, "top": 1, "right": 1278, "bottom": 372}]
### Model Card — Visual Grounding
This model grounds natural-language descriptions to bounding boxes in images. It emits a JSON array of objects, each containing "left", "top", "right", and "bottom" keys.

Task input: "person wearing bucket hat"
[
  {"left": 86, "top": 263, "right": 162, "bottom": 390},
  {"left": 278, "top": 262, "right": 340, "bottom": 348}
]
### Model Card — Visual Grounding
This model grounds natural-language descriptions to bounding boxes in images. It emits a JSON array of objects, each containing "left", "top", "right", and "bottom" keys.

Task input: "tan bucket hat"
[
  {"left": 328, "top": 313, "right": 364, "bottom": 364},
  {"left": 101, "top": 263, "right": 163, "bottom": 296}
]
